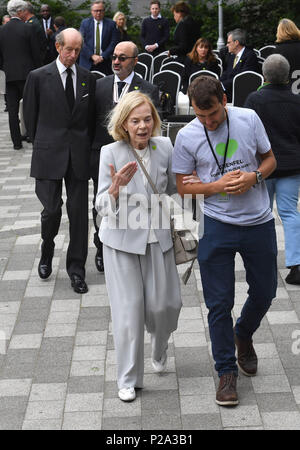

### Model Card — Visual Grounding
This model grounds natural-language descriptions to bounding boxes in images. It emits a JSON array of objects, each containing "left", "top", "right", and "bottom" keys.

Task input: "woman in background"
[
  {"left": 274, "top": 18, "right": 300, "bottom": 86},
  {"left": 113, "top": 11, "right": 130, "bottom": 42},
  {"left": 181, "top": 37, "right": 219, "bottom": 93}
]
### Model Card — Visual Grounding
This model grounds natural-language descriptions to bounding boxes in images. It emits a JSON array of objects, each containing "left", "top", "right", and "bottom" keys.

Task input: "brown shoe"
[
  {"left": 234, "top": 331, "right": 257, "bottom": 376},
  {"left": 216, "top": 373, "right": 239, "bottom": 406}
]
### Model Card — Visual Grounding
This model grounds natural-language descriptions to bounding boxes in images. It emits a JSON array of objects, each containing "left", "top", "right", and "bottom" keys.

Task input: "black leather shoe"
[
  {"left": 71, "top": 274, "right": 88, "bottom": 294},
  {"left": 285, "top": 265, "right": 300, "bottom": 285},
  {"left": 13, "top": 144, "right": 23, "bottom": 150},
  {"left": 95, "top": 250, "right": 104, "bottom": 272},
  {"left": 38, "top": 255, "right": 53, "bottom": 279}
]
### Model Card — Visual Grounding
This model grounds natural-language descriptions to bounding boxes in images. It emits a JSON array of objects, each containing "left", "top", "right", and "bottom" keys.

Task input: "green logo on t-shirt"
[{"left": 216, "top": 139, "right": 238, "bottom": 158}]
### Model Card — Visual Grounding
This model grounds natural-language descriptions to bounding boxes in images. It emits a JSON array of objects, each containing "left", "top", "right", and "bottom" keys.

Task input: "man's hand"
[
  {"left": 91, "top": 54, "right": 103, "bottom": 65},
  {"left": 223, "top": 171, "right": 256, "bottom": 195}
]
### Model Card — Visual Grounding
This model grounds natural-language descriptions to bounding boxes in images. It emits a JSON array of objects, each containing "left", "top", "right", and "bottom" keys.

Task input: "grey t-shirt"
[{"left": 172, "top": 106, "right": 273, "bottom": 226}]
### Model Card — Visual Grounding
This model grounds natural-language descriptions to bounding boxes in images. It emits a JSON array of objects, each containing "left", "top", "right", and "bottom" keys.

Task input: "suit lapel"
[
  {"left": 47, "top": 62, "right": 70, "bottom": 115},
  {"left": 74, "top": 65, "right": 86, "bottom": 111},
  {"left": 129, "top": 74, "right": 142, "bottom": 92}
]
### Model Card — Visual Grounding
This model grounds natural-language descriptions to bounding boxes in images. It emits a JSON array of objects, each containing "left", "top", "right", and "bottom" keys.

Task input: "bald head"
[
  {"left": 55, "top": 28, "right": 83, "bottom": 67},
  {"left": 112, "top": 41, "right": 138, "bottom": 80}
]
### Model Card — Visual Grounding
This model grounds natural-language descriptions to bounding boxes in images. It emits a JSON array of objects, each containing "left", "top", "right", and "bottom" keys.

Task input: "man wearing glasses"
[
  {"left": 220, "top": 28, "right": 258, "bottom": 102},
  {"left": 90, "top": 41, "right": 159, "bottom": 273},
  {"left": 79, "top": 1, "right": 119, "bottom": 75}
]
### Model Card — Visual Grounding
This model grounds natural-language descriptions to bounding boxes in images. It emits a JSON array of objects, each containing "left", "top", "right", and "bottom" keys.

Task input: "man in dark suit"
[
  {"left": 40, "top": 4, "right": 56, "bottom": 64},
  {"left": 23, "top": 28, "right": 96, "bottom": 294},
  {"left": 79, "top": 1, "right": 119, "bottom": 75},
  {"left": 21, "top": 2, "right": 47, "bottom": 64},
  {"left": 221, "top": 28, "right": 259, "bottom": 102},
  {"left": 91, "top": 41, "right": 159, "bottom": 272},
  {"left": 0, "top": 0, "right": 42, "bottom": 150}
]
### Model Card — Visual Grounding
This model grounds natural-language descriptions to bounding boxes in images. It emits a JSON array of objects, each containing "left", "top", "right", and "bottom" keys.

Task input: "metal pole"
[{"left": 217, "top": 0, "right": 225, "bottom": 50}]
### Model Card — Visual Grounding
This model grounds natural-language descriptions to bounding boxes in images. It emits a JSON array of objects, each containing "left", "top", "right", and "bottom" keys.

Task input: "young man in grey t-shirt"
[{"left": 172, "top": 76, "right": 278, "bottom": 407}]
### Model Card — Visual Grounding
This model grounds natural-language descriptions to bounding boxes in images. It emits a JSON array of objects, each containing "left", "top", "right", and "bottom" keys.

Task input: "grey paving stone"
[
  {"left": 142, "top": 414, "right": 182, "bottom": 430},
  {"left": 33, "top": 365, "right": 70, "bottom": 383},
  {"left": 182, "top": 413, "right": 222, "bottom": 430},
  {"left": 255, "top": 393, "right": 299, "bottom": 412},
  {"left": 62, "top": 411, "right": 102, "bottom": 430},
  {"left": 102, "top": 416, "right": 141, "bottom": 430},
  {"left": 67, "top": 376, "right": 104, "bottom": 393}
]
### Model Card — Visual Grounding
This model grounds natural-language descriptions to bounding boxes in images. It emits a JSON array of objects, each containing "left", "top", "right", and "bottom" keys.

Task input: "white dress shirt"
[
  {"left": 113, "top": 71, "right": 135, "bottom": 103},
  {"left": 56, "top": 57, "right": 77, "bottom": 99}
]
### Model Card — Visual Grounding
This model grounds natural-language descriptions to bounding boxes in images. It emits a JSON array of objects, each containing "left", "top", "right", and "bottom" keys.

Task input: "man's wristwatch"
[{"left": 254, "top": 170, "right": 263, "bottom": 184}]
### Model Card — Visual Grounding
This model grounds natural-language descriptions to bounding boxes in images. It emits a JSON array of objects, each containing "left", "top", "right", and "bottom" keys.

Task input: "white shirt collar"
[
  {"left": 114, "top": 71, "right": 135, "bottom": 85},
  {"left": 56, "top": 56, "right": 76, "bottom": 76},
  {"left": 236, "top": 47, "right": 245, "bottom": 60},
  {"left": 94, "top": 18, "right": 103, "bottom": 24},
  {"left": 151, "top": 14, "right": 162, "bottom": 19}
]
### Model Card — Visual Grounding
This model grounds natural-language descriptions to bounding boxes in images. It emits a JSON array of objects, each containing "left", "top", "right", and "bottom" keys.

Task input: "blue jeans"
[
  {"left": 197, "top": 216, "right": 277, "bottom": 377},
  {"left": 266, "top": 175, "right": 300, "bottom": 267}
]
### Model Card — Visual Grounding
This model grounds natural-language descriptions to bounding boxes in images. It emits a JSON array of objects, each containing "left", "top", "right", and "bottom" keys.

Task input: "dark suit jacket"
[
  {"left": 91, "top": 73, "right": 159, "bottom": 151},
  {"left": 23, "top": 61, "right": 96, "bottom": 180},
  {"left": 221, "top": 47, "right": 259, "bottom": 101},
  {"left": 41, "top": 17, "right": 57, "bottom": 64},
  {"left": 169, "top": 16, "right": 199, "bottom": 61},
  {"left": 79, "top": 17, "right": 119, "bottom": 70},
  {"left": 26, "top": 15, "right": 48, "bottom": 64},
  {"left": 0, "top": 18, "right": 42, "bottom": 81}
]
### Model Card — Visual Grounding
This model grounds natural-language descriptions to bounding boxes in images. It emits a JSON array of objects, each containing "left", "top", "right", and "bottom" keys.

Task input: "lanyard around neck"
[{"left": 204, "top": 110, "right": 229, "bottom": 176}]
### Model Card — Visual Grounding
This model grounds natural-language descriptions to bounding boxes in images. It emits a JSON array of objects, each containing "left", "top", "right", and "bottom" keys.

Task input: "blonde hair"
[
  {"left": 276, "top": 18, "right": 300, "bottom": 43},
  {"left": 113, "top": 11, "right": 127, "bottom": 30},
  {"left": 107, "top": 91, "right": 161, "bottom": 143}
]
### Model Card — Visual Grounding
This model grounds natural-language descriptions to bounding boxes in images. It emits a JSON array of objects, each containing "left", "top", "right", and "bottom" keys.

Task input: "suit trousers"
[
  {"left": 6, "top": 80, "right": 25, "bottom": 146},
  {"left": 35, "top": 161, "right": 89, "bottom": 279},
  {"left": 103, "top": 243, "right": 182, "bottom": 389}
]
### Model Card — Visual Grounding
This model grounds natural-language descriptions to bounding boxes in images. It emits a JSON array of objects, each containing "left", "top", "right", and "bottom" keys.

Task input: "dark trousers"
[
  {"left": 197, "top": 215, "right": 277, "bottom": 377},
  {"left": 35, "top": 162, "right": 89, "bottom": 279},
  {"left": 90, "top": 149, "right": 103, "bottom": 255},
  {"left": 6, "top": 80, "right": 25, "bottom": 146}
]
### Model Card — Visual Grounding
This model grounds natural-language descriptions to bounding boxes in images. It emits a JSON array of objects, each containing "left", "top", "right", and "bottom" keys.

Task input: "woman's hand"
[{"left": 108, "top": 161, "right": 138, "bottom": 199}]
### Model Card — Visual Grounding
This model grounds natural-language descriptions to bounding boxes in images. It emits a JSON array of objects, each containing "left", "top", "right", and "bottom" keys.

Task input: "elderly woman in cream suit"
[{"left": 96, "top": 91, "right": 182, "bottom": 402}]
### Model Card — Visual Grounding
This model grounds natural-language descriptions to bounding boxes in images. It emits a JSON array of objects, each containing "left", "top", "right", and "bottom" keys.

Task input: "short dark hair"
[
  {"left": 171, "top": 1, "right": 190, "bottom": 16},
  {"left": 188, "top": 76, "right": 224, "bottom": 109},
  {"left": 54, "top": 16, "right": 65, "bottom": 28},
  {"left": 150, "top": 0, "right": 160, "bottom": 7}
]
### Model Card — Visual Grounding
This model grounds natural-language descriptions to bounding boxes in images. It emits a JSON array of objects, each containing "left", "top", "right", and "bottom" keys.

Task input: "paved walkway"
[{"left": 0, "top": 96, "right": 300, "bottom": 431}]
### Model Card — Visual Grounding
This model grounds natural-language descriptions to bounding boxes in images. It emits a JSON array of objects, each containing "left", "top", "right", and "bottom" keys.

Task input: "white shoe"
[
  {"left": 152, "top": 351, "right": 167, "bottom": 373},
  {"left": 118, "top": 387, "right": 136, "bottom": 402}
]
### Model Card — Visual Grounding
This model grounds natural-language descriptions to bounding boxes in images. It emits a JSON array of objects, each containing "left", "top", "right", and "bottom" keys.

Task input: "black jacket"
[
  {"left": 221, "top": 47, "right": 259, "bottom": 102},
  {"left": 181, "top": 56, "right": 220, "bottom": 93},
  {"left": 0, "top": 18, "right": 42, "bottom": 81},
  {"left": 273, "top": 40, "right": 300, "bottom": 86},
  {"left": 23, "top": 61, "right": 96, "bottom": 180},
  {"left": 244, "top": 84, "right": 300, "bottom": 178},
  {"left": 169, "top": 16, "right": 199, "bottom": 62}
]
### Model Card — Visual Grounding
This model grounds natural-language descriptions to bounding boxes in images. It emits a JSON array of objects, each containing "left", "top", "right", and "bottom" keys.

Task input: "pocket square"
[{"left": 82, "top": 93, "right": 89, "bottom": 98}]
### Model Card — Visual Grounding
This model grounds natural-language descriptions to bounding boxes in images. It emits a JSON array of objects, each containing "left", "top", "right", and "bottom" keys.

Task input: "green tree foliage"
[{"left": 1, "top": 0, "right": 299, "bottom": 50}]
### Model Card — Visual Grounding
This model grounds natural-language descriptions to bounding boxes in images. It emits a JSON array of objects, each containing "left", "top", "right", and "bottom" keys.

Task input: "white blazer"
[{"left": 96, "top": 136, "right": 177, "bottom": 255}]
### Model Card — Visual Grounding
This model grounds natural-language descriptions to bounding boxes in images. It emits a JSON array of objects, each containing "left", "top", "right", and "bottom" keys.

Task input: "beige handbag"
[{"left": 131, "top": 147, "right": 198, "bottom": 284}]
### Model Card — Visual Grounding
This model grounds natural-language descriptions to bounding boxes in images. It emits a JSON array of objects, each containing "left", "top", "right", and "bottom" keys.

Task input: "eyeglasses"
[{"left": 111, "top": 55, "right": 136, "bottom": 62}]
